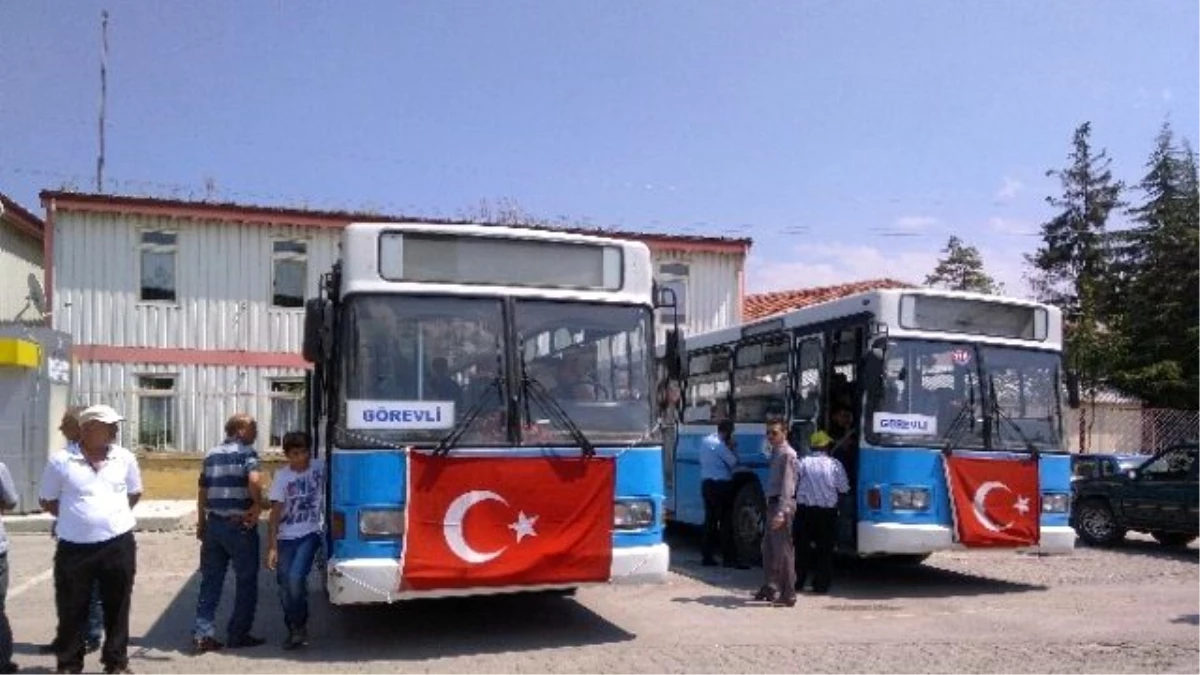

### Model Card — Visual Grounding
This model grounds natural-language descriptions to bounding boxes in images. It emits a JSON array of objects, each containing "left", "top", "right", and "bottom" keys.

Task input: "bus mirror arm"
[{"left": 863, "top": 338, "right": 887, "bottom": 405}]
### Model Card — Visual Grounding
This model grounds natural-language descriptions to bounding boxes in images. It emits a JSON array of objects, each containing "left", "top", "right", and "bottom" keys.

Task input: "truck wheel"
[
  {"left": 732, "top": 481, "right": 765, "bottom": 566},
  {"left": 1150, "top": 531, "right": 1197, "bottom": 547},
  {"left": 1074, "top": 500, "right": 1126, "bottom": 546}
]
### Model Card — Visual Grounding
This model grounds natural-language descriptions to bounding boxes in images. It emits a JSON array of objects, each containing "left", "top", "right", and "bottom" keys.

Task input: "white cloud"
[
  {"left": 892, "top": 215, "right": 939, "bottom": 232},
  {"left": 1162, "top": 88, "right": 1174, "bottom": 103},
  {"left": 994, "top": 177, "right": 1023, "bottom": 204},
  {"left": 987, "top": 216, "right": 1037, "bottom": 236},
  {"left": 746, "top": 240, "right": 1036, "bottom": 300}
]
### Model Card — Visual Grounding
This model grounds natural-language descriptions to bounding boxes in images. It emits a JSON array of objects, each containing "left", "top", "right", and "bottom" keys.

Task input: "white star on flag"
[
  {"left": 1013, "top": 495, "right": 1031, "bottom": 515},
  {"left": 508, "top": 511, "right": 539, "bottom": 543}
]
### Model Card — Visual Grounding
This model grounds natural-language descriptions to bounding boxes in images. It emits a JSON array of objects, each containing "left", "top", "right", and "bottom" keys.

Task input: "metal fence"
[
  {"left": 1065, "top": 406, "right": 1198, "bottom": 454},
  {"left": 72, "top": 386, "right": 306, "bottom": 454}
]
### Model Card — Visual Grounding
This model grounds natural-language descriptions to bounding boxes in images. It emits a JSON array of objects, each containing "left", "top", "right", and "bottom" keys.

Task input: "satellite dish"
[{"left": 27, "top": 273, "right": 47, "bottom": 315}]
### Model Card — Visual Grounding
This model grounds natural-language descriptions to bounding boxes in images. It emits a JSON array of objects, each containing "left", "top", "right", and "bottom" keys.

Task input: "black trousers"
[
  {"left": 701, "top": 479, "right": 737, "bottom": 563},
  {"left": 793, "top": 505, "right": 838, "bottom": 592},
  {"left": 55, "top": 531, "right": 136, "bottom": 672}
]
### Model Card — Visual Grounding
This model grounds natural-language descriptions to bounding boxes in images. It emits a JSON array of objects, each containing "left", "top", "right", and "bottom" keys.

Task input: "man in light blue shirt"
[{"left": 699, "top": 420, "right": 746, "bottom": 568}]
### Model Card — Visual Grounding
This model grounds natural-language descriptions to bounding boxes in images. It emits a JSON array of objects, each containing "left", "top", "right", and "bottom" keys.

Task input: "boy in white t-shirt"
[{"left": 266, "top": 432, "right": 324, "bottom": 650}]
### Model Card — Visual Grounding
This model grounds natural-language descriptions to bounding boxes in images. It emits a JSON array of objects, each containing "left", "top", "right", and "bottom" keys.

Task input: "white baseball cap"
[{"left": 78, "top": 404, "right": 125, "bottom": 425}]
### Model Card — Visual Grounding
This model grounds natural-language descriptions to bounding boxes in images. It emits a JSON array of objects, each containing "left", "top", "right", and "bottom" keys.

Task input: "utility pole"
[{"left": 97, "top": 10, "right": 109, "bottom": 193}]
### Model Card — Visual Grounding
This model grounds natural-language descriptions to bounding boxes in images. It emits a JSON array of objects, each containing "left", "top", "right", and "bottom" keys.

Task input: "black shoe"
[
  {"left": 86, "top": 638, "right": 101, "bottom": 654},
  {"left": 0, "top": 662, "right": 18, "bottom": 674},
  {"left": 191, "top": 636, "right": 223, "bottom": 655},
  {"left": 811, "top": 586, "right": 830, "bottom": 595},
  {"left": 104, "top": 665, "right": 133, "bottom": 675},
  {"left": 55, "top": 667, "right": 82, "bottom": 675},
  {"left": 38, "top": 644, "right": 57, "bottom": 655},
  {"left": 752, "top": 586, "right": 777, "bottom": 602},
  {"left": 772, "top": 597, "right": 797, "bottom": 608},
  {"left": 225, "top": 635, "right": 266, "bottom": 649}
]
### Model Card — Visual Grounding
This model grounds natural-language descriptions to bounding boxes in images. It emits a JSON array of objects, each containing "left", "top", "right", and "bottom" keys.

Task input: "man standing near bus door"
[
  {"left": 192, "top": 414, "right": 266, "bottom": 655},
  {"left": 699, "top": 420, "right": 747, "bottom": 569},
  {"left": 794, "top": 430, "right": 850, "bottom": 594},
  {"left": 753, "top": 419, "right": 798, "bottom": 607}
]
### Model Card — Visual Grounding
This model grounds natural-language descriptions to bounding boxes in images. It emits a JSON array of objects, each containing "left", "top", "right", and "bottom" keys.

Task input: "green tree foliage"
[
  {"left": 1109, "top": 124, "right": 1200, "bottom": 409},
  {"left": 1026, "top": 122, "right": 1125, "bottom": 401},
  {"left": 925, "top": 236, "right": 1002, "bottom": 294}
]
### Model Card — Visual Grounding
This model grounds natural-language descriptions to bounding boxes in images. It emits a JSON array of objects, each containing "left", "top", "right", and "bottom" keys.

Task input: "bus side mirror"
[
  {"left": 1065, "top": 370, "right": 1081, "bottom": 409},
  {"left": 303, "top": 298, "right": 332, "bottom": 364},
  {"left": 654, "top": 283, "right": 677, "bottom": 310},
  {"left": 863, "top": 338, "right": 888, "bottom": 403},
  {"left": 664, "top": 329, "right": 682, "bottom": 380}
]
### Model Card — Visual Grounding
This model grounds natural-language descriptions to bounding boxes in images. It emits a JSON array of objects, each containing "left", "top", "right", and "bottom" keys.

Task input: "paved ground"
[{"left": 4, "top": 526, "right": 1196, "bottom": 674}]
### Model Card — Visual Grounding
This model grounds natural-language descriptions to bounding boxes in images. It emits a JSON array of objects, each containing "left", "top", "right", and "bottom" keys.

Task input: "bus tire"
[
  {"left": 883, "top": 553, "right": 930, "bottom": 565},
  {"left": 732, "top": 481, "right": 765, "bottom": 566}
]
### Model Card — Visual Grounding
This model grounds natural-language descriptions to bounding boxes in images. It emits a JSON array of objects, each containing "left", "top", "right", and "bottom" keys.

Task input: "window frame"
[
  {"left": 135, "top": 374, "right": 177, "bottom": 451},
  {"left": 267, "top": 378, "right": 307, "bottom": 449},
  {"left": 657, "top": 262, "right": 689, "bottom": 325},
  {"left": 270, "top": 238, "right": 309, "bottom": 310},
  {"left": 138, "top": 230, "right": 178, "bottom": 304}
]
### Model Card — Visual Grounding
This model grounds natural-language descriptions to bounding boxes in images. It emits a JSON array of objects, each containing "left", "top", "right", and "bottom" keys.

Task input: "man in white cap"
[{"left": 39, "top": 404, "right": 142, "bottom": 675}]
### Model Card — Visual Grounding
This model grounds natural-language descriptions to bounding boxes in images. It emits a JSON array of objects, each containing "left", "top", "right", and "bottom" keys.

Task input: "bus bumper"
[
  {"left": 326, "top": 543, "right": 670, "bottom": 605},
  {"left": 857, "top": 523, "right": 1076, "bottom": 556}
]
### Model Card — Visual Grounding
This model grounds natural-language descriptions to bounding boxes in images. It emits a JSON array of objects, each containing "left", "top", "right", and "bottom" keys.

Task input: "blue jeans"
[
  {"left": 276, "top": 532, "right": 321, "bottom": 630},
  {"left": 194, "top": 516, "right": 260, "bottom": 641}
]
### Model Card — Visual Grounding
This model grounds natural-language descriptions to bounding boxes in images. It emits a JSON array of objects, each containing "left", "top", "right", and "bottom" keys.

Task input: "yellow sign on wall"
[{"left": 0, "top": 338, "right": 40, "bottom": 368}]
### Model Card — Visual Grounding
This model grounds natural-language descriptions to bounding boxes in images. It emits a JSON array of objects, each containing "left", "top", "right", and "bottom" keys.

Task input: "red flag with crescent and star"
[
  {"left": 945, "top": 454, "right": 1040, "bottom": 547},
  {"left": 400, "top": 453, "right": 615, "bottom": 591}
]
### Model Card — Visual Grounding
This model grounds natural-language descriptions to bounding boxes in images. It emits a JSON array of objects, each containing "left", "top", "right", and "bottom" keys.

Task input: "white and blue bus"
[
  {"left": 303, "top": 222, "right": 671, "bottom": 603},
  {"left": 663, "top": 288, "right": 1075, "bottom": 564}
]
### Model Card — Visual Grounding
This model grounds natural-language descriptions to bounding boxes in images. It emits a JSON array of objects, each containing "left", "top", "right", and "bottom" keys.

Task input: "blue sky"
[{"left": 2, "top": 1, "right": 1196, "bottom": 296}]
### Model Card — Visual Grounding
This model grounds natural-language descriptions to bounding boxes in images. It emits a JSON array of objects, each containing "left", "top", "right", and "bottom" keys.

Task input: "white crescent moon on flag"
[
  {"left": 443, "top": 490, "right": 509, "bottom": 564},
  {"left": 971, "top": 481, "right": 1014, "bottom": 532}
]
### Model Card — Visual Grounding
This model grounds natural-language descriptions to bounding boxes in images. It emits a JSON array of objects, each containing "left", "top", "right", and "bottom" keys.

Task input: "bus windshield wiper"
[
  {"left": 432, "top": 376, "right": 504, "bottom": 456},
  {"left": 518, "top": 338, "right": 596, "bottom": 458},
  {"left": 988, "top": 375, "right": 1041, "bottom": 458},
  {"left": 940, "top": 376, "right": 977, "bottom": 456}
]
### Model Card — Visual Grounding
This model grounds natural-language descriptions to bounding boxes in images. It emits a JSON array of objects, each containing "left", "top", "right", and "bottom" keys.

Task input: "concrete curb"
[{"left": 2, "top": 500, "right": 198, "bottom": 534}]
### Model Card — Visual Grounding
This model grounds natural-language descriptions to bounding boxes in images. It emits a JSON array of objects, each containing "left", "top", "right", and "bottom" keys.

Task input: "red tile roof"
[
  {"left": 745, "top": 279, "right": 913, "bottom": 320},
  {"left": 39, "top": 191, "right": 751, "bottom": 255}
]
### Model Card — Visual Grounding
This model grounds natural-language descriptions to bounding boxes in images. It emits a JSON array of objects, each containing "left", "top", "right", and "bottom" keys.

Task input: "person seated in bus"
[
  {"left": 550, "top": 356, "right": 596, "bottom": 401},
  {"left": 426, "top": 356, "right": 463, "bottom": 406}
]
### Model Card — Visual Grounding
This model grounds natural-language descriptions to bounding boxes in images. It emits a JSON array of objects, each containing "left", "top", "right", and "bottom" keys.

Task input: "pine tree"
[
  {"left": 1110, "top": 124, "right": 1200, "bottom": 409},
  {"left": 1026, "top": 122, "right": 1125, "bottom": 438},
  {"left": 924, "top": 236, "right": 1002, "bottom": 294}
]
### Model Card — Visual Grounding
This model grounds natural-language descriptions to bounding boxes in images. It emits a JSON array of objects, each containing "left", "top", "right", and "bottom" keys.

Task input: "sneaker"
[
  {"left": 191, "top": 636, "right": 223, "bottom": 655},
  {"left": 225, "top": 635, "right": 266, "bottom": 649}
]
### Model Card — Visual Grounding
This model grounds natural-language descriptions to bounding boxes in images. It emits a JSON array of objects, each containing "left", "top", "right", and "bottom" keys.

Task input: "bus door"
[
  {"left": 828, "top": 324, "right": 866, "bottom": 552},
  {"left": 790, "top": 333, "right": 825, "bottom": 454}
]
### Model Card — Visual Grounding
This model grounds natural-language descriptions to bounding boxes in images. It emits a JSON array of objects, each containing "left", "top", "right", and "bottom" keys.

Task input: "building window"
[
  {"left": 140, "top": 231, "right": 177, "bottom": 302},
  {"left": 136, "top": 375, "right": 176, "bottom": 451},
  {"left": 658, "top": 263, "right": 689, "bottom": 325},
  {"left": 272, "top": 240, "right": 308, "bottom": 308},
  {"left": 269, "top": 379, "right": 306, "bottom": 447}
]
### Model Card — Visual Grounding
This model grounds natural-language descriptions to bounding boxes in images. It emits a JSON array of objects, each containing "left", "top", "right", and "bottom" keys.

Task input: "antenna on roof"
[{"left": 96, "top": 10, "right": 109, "bottom": 193}]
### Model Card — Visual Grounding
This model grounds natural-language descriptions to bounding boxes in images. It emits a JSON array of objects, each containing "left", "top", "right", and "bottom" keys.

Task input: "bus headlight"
[
  {"left": 890, "top": 487, "right": 931, "bottom": 512},
  {"left": 1042, "top": 493, "right": 1070, "bottom": 514},
  {"left": 359, "top": 509, "right": 406, "bottom": 538},
  {"left": 614, "top": 500, "right": 654, "bottom": 530}
]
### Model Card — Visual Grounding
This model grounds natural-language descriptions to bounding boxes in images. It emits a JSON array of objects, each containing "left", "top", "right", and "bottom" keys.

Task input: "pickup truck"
[{"left": 1071, "top": 442, "right": 1198, "bottom": 547}]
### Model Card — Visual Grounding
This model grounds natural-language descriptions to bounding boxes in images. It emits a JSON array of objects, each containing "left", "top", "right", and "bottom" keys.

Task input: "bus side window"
[
  {"left": 684, "top": 349, "right": 731, "bottom": 423},
  {"left": 794, "top": 337, "right": 824, "bottom": 423},
  {"left": 732, "top": 334, "right": 788, "bottom": 424}
]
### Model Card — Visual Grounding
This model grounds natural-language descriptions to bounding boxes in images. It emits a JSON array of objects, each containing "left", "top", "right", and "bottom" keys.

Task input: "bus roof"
[{"left": 684, "top": 287, "right": 1063, "bottom": 352}]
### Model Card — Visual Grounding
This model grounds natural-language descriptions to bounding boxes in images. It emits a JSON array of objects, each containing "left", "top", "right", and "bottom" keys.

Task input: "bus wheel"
[
  {"left": 732, "top": 481, "right": 765, "bottom": 566},
  {"left": 884, "top": 553, "right": 930, "bottom": 565}
]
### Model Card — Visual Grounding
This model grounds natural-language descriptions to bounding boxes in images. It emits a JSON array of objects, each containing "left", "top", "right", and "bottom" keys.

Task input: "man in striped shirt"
[
  {"left": 793, "top": 430, "right": 850, "bottom": 594},
  {"left": 192, "top": 414, "right": 266, "bottom": 654}
]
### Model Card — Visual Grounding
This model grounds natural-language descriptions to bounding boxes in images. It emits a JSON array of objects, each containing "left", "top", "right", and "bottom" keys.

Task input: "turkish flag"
[
  {"left": 945, "top": 454, "right": 1040, "bottom": 547},
  {"left": 400, "top": 453, "right": 615, "bottom": 591}
]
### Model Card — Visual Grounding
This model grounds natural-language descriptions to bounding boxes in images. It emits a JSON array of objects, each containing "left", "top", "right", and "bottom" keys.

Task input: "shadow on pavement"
[
  {"left": 1077, "top": 537, "right": 1199, "bottom": 564},
  {"left": 666, "top": 525, "right": 1047, "bottom": 601},
  {"left": 135, "top": 535, "right": 634, "bottom": 664}
]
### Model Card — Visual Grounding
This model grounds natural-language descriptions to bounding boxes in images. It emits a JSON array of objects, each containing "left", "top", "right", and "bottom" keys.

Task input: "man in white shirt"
[{"left": 39, "top": 405, "right": 142, "bottom": 675}]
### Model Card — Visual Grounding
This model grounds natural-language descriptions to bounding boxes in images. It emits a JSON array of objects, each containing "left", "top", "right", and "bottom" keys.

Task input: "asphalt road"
[{"left": 4, "top": 527, "right": 1196, "bottom": 673}]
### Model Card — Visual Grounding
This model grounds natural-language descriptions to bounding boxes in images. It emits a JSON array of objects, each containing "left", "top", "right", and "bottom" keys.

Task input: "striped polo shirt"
[
  {"left": 199, "top": 440, "right": 260, "bottom": 517},
  {"left": 795, "top": 451, "right": 850, "bottom": 509}
]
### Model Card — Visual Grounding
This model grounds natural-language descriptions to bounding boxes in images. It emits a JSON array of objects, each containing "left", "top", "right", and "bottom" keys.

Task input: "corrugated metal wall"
[
  {"left": 0, "top": 222, "right": 44, "bottom": 321},
  {"left": 72, "top": 361, "right": 307, "bottom": 453},
  {"left": 654, "top": 249, "right": 743, "bottom": 340},
  {"left": 53, "top": 211, "right": 340, "bottom": 352}
]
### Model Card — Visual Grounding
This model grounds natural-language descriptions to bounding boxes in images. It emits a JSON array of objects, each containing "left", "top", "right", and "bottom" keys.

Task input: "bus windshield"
[
  {"left": 340, "top": 295, "right": 508, "bottom": 446},
  {"left": 514, "top": 300, "right": 655, "bottom": 444},
  {"left": 867, "top": 339, "right": 1063, "bottom": 452}
]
